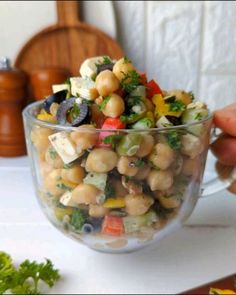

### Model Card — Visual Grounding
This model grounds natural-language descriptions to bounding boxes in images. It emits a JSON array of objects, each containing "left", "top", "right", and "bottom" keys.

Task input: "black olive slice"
[
  {"left": 71, "top": 102, "right": 88, "bottom": 127},
  {"left": 43, "top": 90, "right": 68, "bottom": 112},
  {"left": 165, "top": 115, "right": 182, "bottom": 126},
  {"left": 56, "top": 97, "right": 76, "bottom": 125},
  {"left": 164, "top": 95, "right": 176, "bottom": 103},
  {"left": 97, "top": 63, "right": 114, "bottom": 75}
]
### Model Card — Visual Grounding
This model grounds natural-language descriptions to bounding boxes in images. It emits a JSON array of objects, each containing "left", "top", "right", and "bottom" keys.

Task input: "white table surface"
[{"left": 1, "top": 156, "right": 236, "bottom": 294}]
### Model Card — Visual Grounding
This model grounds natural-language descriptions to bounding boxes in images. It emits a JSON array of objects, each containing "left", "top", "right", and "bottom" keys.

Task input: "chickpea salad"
[{"left": 32, "top": 55, "right": 210, "bottom": 240}]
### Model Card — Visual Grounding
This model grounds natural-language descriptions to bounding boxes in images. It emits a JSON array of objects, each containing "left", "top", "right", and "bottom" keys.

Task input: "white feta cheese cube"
[
  {"left": 156, "top": 116, "right": 173, "bottom": 128},
  {"left": 60, "top": 191, "right": 78, "bottom": 207},
  {"left": 48, "top": 131, "right": 79, "bottom": 164},
  {"left": 52, "top": 84, "right": 70, "bottom": 94},
  {"left": 70, "top": 77, "right": 98, "bottom": 100}
]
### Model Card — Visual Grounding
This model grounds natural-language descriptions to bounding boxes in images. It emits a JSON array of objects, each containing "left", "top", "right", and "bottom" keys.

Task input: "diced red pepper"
[
  {"left": 139, "top": 71, "right": 148, "bottom": 85},
  {"left": 102, "top": 215, "right": 124, "bottom": 236},
  {"left": 115, "top": 88, "right": 125, "bottom": 98},
  {"left": 97, "top": 118, "right": 126, "bottom": 147},
  {"left": 146, "top": 79, "right": 163, "bottom": 99}
]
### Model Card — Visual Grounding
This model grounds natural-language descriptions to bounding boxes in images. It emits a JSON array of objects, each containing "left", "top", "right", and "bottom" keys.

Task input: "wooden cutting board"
[{"left": 14, "top": 1, "right": 124, "bottom": 76}]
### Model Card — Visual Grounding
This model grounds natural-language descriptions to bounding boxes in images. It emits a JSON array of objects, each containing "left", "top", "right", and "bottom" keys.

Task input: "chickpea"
[
  {"left": 181, "top": 156, "right": 201, "bottom": 177},
  {"left": 125, "top": 194, "right": 154, "bottom": 216},
  {"left": 117, "top": 156, "right": 139, "bottom": 177},
  {"left": 70, "top": 124, "right": 98, "bottom": 152},
  {"left": 134, "top": 165, "right": 151, "bottom": 180},
  {"left": 168, "top": 89, "right": 193, "bottom": 106},
  {"left": 171, "top": 154, "right": 184, "bottom": 176},
  {"left": 181, "top": 134, "right": 203, "bottom": 159},
  {"left": 147, "top": 169, "right": 173, "bottom": 191},
  {"left": 154, "top": 191, "right": 181, "bottom": 209},
  {"left": 31, "top": 127, "right": 53, "bottom": 153},
  {"left": 89, "top": 204, "right": 109, "bottom": 218},
  {"left": 45, "top": 145, "right": 64, "bottom": 168},
  {"left": 61, "top": 165, "right": 85, "bottom": 184},
  {"left": 136, "top": 134, "right": 154, "bottom": 157},
  {"left": 144, "top": 99, "right": 155, "bottom": 112},
  {"left": 49, "top": 102, "right": 59, "bottom": 117},
  {"left": 39, "top": 161, "right": 54, "bottom": 179},
  {"left": 95, "top": 70, "right": 120, "bottom": 96},
  {"left": 148, "top": 143, "right": 175, "bottom": 170},
  {"left": 71, "top": 183, "right": 100, "bottom": 205},
  {"left": 85, "top": 148, "right": 118, "bottom": 173},
  {"left": 102, "top": 93, "right": 125, "bottom": 118},
  {"left": 113, "top": 57, "right": 135, "bottom": 81},
  {"left": 44, "top": 169, "right": 64, "bottom": 197}
]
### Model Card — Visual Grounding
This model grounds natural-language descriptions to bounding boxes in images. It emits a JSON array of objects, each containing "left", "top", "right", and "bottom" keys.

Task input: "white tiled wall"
[{"left": 0, "top": 1, "right": 235, "bottom": 111}]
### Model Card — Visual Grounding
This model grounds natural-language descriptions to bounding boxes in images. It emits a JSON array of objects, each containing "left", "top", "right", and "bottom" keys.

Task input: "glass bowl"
[{"left": 23, "top": 101, "right": 213, "bottom": 253}]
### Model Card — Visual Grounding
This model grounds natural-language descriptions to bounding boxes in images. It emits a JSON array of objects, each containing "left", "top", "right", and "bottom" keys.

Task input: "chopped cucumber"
[
  {"left": 182, "top": 107, "right": 209, "bottom": 136},
  {"left": 116, "top": 133, "right": 142, "bottom": 156},
  {"left": 131, "top": 117, "right": 155, "bottom": 129},
  {"left": 130, "top": 85, "right": 146, "bottom": 101},
  {"left": 83, "top": 172, "right": 107, "bottom": 191},
  {"left": 123, "top": 211, "right": 158, "bottom": 233}
]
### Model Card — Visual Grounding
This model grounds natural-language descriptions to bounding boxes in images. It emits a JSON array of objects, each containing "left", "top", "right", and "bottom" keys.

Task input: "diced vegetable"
[
  {"left": 156, "top": 116, "right": 173, "bottom": 128},
  {"left": 120, "top": 113, "right": 145, "bottom": 124},
  {"left": 166, "top": 130, "right": 182, "bottom": 150},
  {"left": 60, "top": 191, "right": 78, "bottom": 207},
  {"left": 103, "top": 198, "right": 125, "bottom": 209},
  {"left": 116, "top": 133, "right": 142, "bottom": 156},
  {"left": 123, "top": 211, "right": 158, "bottom": 233},
  {"left": 101, "top": 215, "right": 124, "bottom": 236},
  {"left": 120, "top": 70, "right": 141, "bottom": 93},
  {"left": 79, "top": 56, "right": 104, "bottom": 79},
  {"left": 70, "top": 209, "right": 87, "bottom": 231},
  {"left": 182, "top": 107, "right": 209, "bottom": 136},
  {"left": 102, "top": 117, "right": 126, "bottom": 130},
  {"left": 70, "top": 77, "right": 98, "bottom": 100},
  {"left": 37, "top": 112, "right": 57, "bottom": 124},
  {"left": 43, "top": 89, "right": 67, "bottom": 112},
  {"left": 152, "top": 94, "right": 183, "bottom": 118},
  {"left": 54, "top": 206, "right": 74, "bottom": 221},
  {"left": 146, "top": 79, "right": 162, "bottom": 99},
  {"left": 83, "top": 172, "right": 108, "bottom": 191},
  {"left": 129, "top": 85, "right": 146, "bottom": 101},
  {"left": 131, "top": 116, "right": 155, "bottom": 129},
  {"left": 48, "top": 131, "right": 81, "bottom": 164},
  {"left": 139, "top": 72, "right": 147, "bottom": 85}
]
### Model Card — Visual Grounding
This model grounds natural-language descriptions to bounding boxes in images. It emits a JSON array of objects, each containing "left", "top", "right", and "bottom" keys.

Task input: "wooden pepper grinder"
[{"left": 0, "top": 57, "right": 27, "bottom": 157}]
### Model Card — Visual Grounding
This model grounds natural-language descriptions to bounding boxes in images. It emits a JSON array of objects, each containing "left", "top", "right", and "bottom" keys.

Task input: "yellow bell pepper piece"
[
  {"left": 210, "top": 288, "right": 236, "bottom": 294},
  {"left": 37, "top": 112, "right": 57, "bottom": 123},
  {"left": 103, "top": 198, "right": 125, "bottom": 209},
  {"left": 152, "top": 94, "right": 182, "bottom": 118},
  {"left": 54, "top": 207, "right": 74, "bottom": 221}
]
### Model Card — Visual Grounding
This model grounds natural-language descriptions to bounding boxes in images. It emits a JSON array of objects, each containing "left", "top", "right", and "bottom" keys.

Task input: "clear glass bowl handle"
[{"left": 201, "top": 128, "right": 236, "bottom": 197}]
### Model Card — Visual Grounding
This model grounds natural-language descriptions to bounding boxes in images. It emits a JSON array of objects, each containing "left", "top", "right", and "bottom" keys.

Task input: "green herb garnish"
[
  {"left": 70, "top": 209, "right": 87, "bottom": 231},
  {"left": 169, "top": 101, "right": 186, "bottom": 112},
  {"left": 69, "top": 103, "right": 80, "bottom": 120},
  {"left": 135, "top": 159, "right": 146, "bottom": 168},
  {"left": 56, "top": 182, "right": 72, "bottom": 191},
  {"left": 121, "top": 70, "right": 141, "bottom": 93},
  {"left": 103, "top": 56, "right": 113, "bottom": 65},
  {"left": 189, "top": 91, "right": 195, "bottom": 101},
  {"left": 99, "top": 95, "right": 111, "bottom": 111},
  {"left": 64, "top": 78, "right": 71, "bottom": 86},
  {"left": 104, "top": 182, "right": 115, "bottom": 199},
  {"left": 123, "top": 56, "right": 131, "bottom": 64},
  {"left": 120, "top": 113, "right": 143, "bottom": 124},
  {"left": 127, "top": 95, "right": 142, "bottom": 108},
  {"left": 103, "top": 134, "right": 124, "bottom": 148},
  {"left": 0, "top": 252, "right": 60, "bottom": 295},
  {"left": 166, "top": 130, "right": 181, "bottom": 150},
  {"left": 48, "top": 147, "right": 57, "bottom": 159},
  {"left": 194, "top": 112, "right": 203, "bottom": 121},
  {"left": 63, "top": 163, "right": 74, "bottom": 169}
]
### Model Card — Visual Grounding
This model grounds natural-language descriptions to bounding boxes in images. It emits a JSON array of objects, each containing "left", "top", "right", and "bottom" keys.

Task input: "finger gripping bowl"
[{"left": 23, "top": 101, "right": 213, "bottom": 253}]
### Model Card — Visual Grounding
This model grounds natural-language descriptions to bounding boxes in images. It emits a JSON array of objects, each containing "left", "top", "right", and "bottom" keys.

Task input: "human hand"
[{"left": 211, "top": 103, "right": 236, "bottom": 194}]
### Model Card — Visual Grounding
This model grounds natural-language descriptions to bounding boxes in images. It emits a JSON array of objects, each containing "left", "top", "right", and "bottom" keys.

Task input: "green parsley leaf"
[
  {"left": 48, "top": 147, "right": 57, "bottom": 159},
  {"left": 56, "top": 182, "right": 73, "bottom": 191},
  {"left": 120, "top": 113, "right": 143, "bottom": 124},
  {"left": 103, "top": 134, "right": 124, "bottom": 148},
  {"left": 63, "top": 163, "right": 74, "bottom": 169},
  {"left": 99, "top": 95, "right": 111, "bottom": 111},
  {"left": 103, "top": 56, "right": 113, "bottom": 65},
  {"left": 169, "top": 101, "right": 186, "bottom": 112},
  {"left": 64, "top": 78, "right": 71, "bottom": 86},
  {"left": 134, "top": 159, "right": 146, "bottom": 168},
  {"left": 70, "top": 209, "right": 87, "bottom": 231},
  {"left": 104, "top": 182, "right": 115, "bottom": 199},
  {"left": 166, "top": 130, "right": 181, "bottom": 150},
  {"left": 121, "top": 70, "right": 141, "bottom": 93},
  {"left": 0, "top": 252, "right": 60, "bottom": 295},
  {"left": 123, "top": 56, "right": 131, "bottom": 64},
  {"left": 69, "top": 103, "right": 80, "bottom": 120},
  {"left": 127, "top": 95, "right": 142, "bottom": 108},
  {"left": 194, "top": 112, "right": 203, "bottom": 121}
]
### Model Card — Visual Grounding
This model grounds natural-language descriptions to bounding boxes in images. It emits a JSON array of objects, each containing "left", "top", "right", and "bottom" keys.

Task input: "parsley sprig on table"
[{"left": 0, "top": 252, "right": 60, "bottom": 295}]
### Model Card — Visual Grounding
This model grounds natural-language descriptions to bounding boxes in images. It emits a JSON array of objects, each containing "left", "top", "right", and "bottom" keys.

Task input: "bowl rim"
[{"left": 23, "top": 100, "right": 213, "bottom": 133}]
